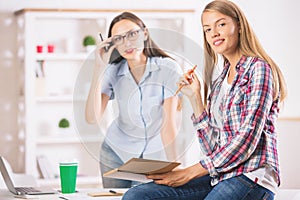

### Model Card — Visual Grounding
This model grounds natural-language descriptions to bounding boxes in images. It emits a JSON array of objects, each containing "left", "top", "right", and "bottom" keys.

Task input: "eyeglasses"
[{"left": 111, "top": 29, "right": 143, "bottom": 45}]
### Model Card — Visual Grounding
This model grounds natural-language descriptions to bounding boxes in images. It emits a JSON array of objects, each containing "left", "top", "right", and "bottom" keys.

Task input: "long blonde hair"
[{"left": 202, "top": 0, "right": 287, "bottom": 106}]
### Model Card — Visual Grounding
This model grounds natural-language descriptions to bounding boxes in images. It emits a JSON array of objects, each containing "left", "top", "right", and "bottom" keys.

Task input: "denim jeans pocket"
[
  {"left": 236, "top": 175, "right": 255, "bottom": 189},
  {"left": 262, "top": 192, "right": 271, "bottom": 200}
]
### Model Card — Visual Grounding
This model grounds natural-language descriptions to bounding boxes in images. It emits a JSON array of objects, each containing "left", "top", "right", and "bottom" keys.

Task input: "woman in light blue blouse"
[{"left": 85, "top": 12, "right": 182, "bottom": 188}]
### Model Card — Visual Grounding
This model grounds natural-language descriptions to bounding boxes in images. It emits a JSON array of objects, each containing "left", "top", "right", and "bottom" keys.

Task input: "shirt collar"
[
  {"left": 223, "top": 55, "right": 253, "bottom": 72},
  {"left": 219, "top": 55, "right": 254, "bottom": 81},
  {"left": 236, "top": 55, "right": 255, "bottom": 72},
  {"left": 117, "top": 59, "right": 129, "bottom": 76}
]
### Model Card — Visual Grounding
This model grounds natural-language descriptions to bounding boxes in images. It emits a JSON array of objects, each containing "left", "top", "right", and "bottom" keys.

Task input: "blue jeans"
[
  {"left": 100, "top": 140, "right": 140, "bottom": 188},
  {"left": 122, "top": 174, "right": 274, "bottom": 200}
]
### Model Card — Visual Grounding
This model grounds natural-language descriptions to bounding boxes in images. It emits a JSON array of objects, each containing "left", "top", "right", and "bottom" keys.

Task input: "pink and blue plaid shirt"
[{"left": 192, "top": 56, "right": 280, "bottom": 186}]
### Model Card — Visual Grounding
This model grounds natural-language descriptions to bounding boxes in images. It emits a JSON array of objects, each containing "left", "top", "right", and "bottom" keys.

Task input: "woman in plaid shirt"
[{"left": 122, "top": 0, "right": 287, "bottom": 199}]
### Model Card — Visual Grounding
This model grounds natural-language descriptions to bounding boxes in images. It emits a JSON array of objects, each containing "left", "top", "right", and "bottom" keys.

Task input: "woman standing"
[{"left": 85, "top": 12, "right": 182, "bottom": 188}]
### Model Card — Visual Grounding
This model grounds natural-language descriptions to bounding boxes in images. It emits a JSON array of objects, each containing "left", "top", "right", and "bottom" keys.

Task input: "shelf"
[
  {"left": 19, "top": 95, "right": 86, "bottom": 103},
  {"left": 35, "top": 95, "right": 86, "bottom": 103},
  {"left": 15, "top": 8, "right": 196, "bottom": 15},
  {"left": 36, "top": 135, "right": 102, "bottom": 144},
  {"left": 35, "top": 53, "right": 90, "bottom": 61}
]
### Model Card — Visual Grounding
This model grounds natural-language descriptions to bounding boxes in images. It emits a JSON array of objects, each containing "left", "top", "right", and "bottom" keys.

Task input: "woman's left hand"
[
  {"left": 147, "top": 163, "right": 208, "bottom": 187},
  {"left": 147, "top": 169, "right": 192, "bottom": 187}
]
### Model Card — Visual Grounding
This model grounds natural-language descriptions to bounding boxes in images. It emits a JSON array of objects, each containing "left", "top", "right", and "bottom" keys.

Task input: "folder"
[{"left": 103, "top": 158, "right": 180, "bottom": 182}]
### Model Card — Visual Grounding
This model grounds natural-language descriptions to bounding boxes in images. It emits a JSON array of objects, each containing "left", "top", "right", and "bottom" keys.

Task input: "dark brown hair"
[{"left": 107, "top": 11, "right": 172, "bottom": 63}]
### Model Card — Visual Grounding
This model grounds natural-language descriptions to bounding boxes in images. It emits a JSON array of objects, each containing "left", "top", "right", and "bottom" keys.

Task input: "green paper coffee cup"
[{"left": 59, "top": 162, "right": 78, "bottom": 194}]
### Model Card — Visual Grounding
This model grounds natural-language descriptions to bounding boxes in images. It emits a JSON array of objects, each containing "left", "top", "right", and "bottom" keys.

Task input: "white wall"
[
  {"left": 226, "top": 1, "right": 300, "bottom": 188},
  {"left": 0, "top": 0, "right": 300, "bottom": 189}
]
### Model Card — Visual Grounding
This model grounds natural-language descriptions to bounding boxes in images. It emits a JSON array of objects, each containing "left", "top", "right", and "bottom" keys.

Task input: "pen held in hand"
[
  {"left": 174, "top": 65, "right": 197, "bottom": 96},
  {"left": 99, "top": 33, "right": 109, "bottom": 52},
  {"left": 174, "top": 84, "right": 184, "bottom": 96},
  {"left": 99, "top": 33, "right": 104, "bottom": 41}
]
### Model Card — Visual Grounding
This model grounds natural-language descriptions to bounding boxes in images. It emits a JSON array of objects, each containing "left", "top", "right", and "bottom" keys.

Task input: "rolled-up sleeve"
[{"left": 191, "top": 110, "right": 218, "bottom": 157}]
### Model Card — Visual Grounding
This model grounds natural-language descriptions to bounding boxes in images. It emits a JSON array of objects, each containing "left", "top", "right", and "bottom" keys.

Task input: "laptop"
[{"left": 0, "top": 156, "right": 57, "bottom": 195}]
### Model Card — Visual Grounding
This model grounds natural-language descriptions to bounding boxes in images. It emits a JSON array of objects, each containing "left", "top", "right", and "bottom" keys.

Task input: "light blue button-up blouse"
[{"left": 101, "top": 56, "right": 182, "bottom": 162}]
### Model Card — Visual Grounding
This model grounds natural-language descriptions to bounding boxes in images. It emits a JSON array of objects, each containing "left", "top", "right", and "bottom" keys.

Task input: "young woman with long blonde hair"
[{"left": 122, "top": 0, "right": 287, "bottom": 199}]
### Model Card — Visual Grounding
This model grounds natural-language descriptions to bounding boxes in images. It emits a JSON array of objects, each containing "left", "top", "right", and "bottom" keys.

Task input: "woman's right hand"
[
  {"left": 96, "top": 37, "right": 116, "bottom": 66},
  {"left": 177, "top": 70, "right": 201, "bottom": 98}
]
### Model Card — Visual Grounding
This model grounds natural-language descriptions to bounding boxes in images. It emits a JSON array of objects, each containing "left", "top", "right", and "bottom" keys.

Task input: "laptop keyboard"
[{"left": 16, "top": 187, "right": 41, "bottom": 193}]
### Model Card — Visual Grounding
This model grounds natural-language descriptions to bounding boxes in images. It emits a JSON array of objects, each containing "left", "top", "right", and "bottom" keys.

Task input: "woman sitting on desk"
[
  {"left": 85, "top": 12, "right": 182, "bottom": 188},
  {"left": 122, "top": 0, "right": 287, "bottom": 199}
]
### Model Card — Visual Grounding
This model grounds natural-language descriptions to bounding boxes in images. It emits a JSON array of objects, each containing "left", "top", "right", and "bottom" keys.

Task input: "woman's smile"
[{"left": 213, "top": 38, "right": 225, "bottom": 46}]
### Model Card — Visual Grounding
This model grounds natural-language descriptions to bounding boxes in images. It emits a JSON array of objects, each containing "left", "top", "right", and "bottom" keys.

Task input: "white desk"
[
  {"left": 0, "top": 189, "right": 127, "bottom": 200},
  {"left": 1, "top": 188, "right": 300, "bottom": 200}
]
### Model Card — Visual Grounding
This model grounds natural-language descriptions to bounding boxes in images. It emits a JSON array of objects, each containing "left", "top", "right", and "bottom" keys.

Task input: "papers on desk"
[
  {"left": 58, "top": 189, "right": 127, "bottom": 199},
  {"left": 88, "top": 190, "right": 124, "bottom": 197},
  {"left": 103, "top": 158, "right": 180, "bottom": 182}
]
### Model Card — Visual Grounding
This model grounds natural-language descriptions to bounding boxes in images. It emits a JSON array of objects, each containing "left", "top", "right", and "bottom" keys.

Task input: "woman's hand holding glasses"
[
  {"left": 97, "top": 34, "right": 116, "bottom": 66},
  {"left": 96, "top": 29, "right": 142, "bottom": 67}
]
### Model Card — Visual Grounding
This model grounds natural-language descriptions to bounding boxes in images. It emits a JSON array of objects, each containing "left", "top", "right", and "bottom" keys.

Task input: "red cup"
[
  {"left": 36, "top": 45, "right": 43, "bottom": 53},
  {"left": 47, "top": 45, "right": 54, "bottom": 53}
]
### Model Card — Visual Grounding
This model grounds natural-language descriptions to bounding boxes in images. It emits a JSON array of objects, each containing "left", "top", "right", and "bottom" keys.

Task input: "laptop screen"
[{"left": 0, "top": 156, "right": 19, "bottom": 194}]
